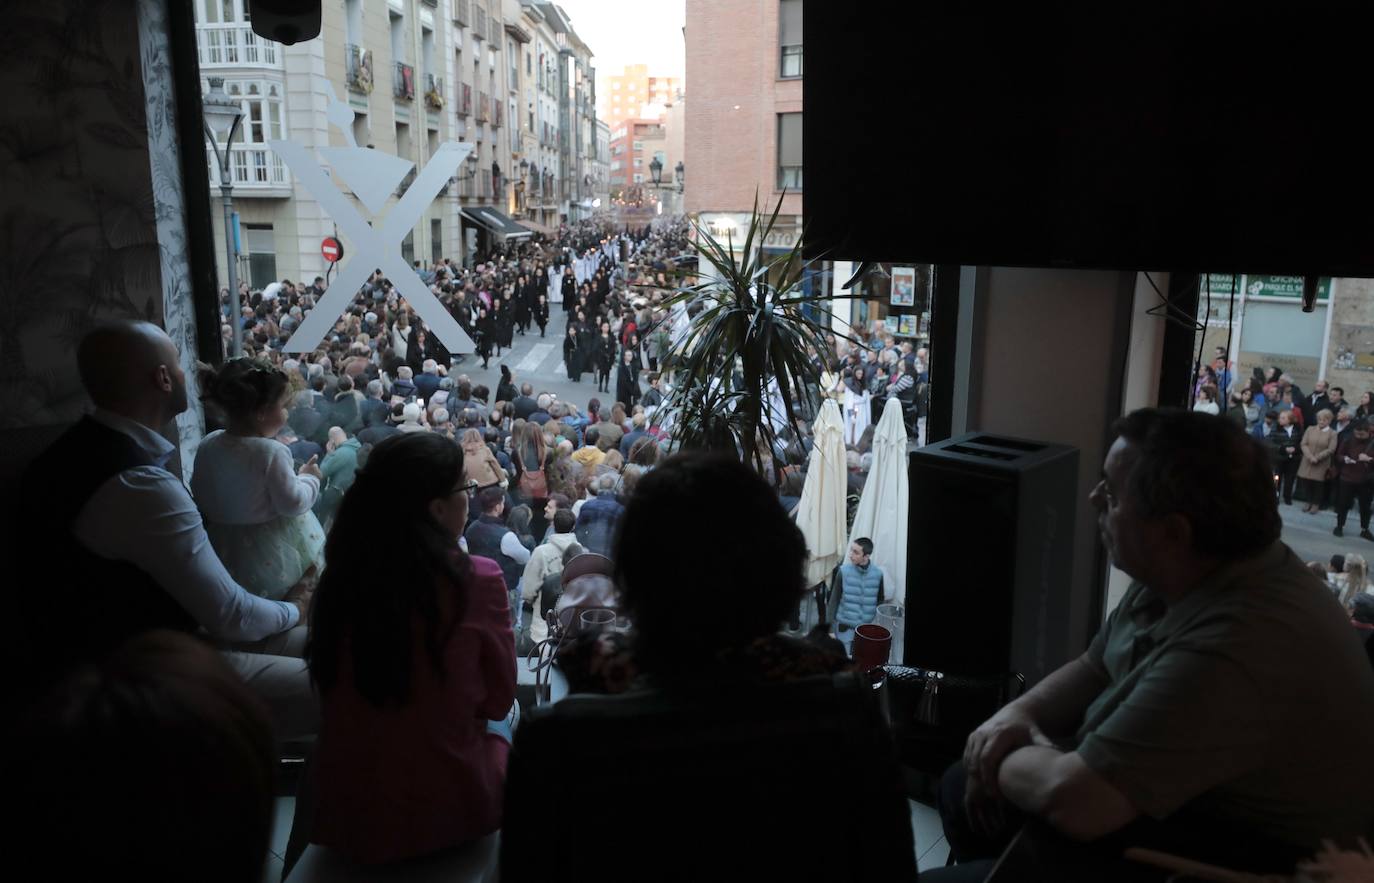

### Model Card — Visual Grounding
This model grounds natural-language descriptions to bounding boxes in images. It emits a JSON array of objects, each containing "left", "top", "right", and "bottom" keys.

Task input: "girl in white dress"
[{"left": 193, "top": 358, "right": 326, "bottom": 601}]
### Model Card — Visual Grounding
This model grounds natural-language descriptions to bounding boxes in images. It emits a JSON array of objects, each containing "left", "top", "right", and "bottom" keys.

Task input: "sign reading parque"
[{"left": 1202, "top": 273, "right": 1331, "bottom": 301}]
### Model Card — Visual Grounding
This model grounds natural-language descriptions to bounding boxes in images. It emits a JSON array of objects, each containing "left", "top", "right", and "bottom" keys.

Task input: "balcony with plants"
[
  {"left": 345, "top": 44, "right": 374, "bottom": 95},
  {"left": 424, "top": 74, "right": 444, "bottom": 110}
]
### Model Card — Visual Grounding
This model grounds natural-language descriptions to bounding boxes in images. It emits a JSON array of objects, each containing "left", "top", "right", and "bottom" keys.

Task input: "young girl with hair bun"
[{"left": 191, "top": 358, "right": 326, "bottom": 619}]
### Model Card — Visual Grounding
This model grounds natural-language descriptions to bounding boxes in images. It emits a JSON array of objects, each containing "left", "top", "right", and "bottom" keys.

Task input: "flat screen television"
[{"left": 803, "top": 6, "right": 1374, "bottom": 278}]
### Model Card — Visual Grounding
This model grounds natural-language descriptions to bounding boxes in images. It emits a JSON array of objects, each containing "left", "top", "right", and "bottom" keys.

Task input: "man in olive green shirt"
[{"left": 925, "top": 409, "right": 1374, "bottom": 882}]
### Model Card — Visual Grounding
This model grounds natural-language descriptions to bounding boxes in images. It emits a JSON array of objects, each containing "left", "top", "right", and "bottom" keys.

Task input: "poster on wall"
[
  {"left": 1333, "top": 326, "right": 1374, "bottom": 372},
  {"left": 898, "top": 315, "right": 919, "bottom": 337},
  {"left": 884, "top": 316, "right": 899, "bottom": 334},
  {"left": 891, "top": 266, "right": 916, "bottom": 306}
]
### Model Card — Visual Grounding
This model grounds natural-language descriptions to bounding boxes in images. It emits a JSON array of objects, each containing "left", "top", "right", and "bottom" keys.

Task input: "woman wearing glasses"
[{"left": 301, "top": 433, "right": 517, "bottom": 865}]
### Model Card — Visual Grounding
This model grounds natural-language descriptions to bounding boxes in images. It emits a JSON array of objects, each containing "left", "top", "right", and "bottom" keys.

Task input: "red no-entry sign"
[{"left": 321, "top": 237, "right": 344, "bottom": 263}]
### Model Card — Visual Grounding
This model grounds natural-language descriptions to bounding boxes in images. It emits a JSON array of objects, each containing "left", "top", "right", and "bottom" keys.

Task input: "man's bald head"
[{"left": 77, "top": 321, "right": 180, "bottom": 411}]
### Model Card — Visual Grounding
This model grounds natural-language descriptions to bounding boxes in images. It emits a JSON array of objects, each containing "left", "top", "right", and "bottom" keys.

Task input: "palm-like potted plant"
[{"left": 652, "top": 194, "right": 858, "bottom": 480}]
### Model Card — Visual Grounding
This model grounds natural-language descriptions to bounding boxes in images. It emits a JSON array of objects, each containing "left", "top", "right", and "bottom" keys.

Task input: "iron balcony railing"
[{"left": 394, "top": 62, "right": 415, "bottom": 100}]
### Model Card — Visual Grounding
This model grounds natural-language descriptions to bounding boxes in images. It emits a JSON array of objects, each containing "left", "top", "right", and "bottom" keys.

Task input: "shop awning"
[
  {"left": 461, "top": 207, "right": 532, "bottom": 239},
  {"left": 518, "top": 218, "right": 558, "bottom": 237}
]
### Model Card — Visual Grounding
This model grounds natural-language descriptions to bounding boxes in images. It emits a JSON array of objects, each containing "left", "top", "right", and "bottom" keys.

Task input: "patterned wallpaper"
[
  {"left": 137, "top": 0, "right": 203, "bottom": 473},
  {"left": 0, "top": 0, "right": 202, "bottom": 476}
]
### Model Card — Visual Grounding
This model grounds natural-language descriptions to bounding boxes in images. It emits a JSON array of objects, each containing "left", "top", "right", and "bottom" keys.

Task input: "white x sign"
[{"left": 269, "top": 139, "right": 475, "bottom": 355}]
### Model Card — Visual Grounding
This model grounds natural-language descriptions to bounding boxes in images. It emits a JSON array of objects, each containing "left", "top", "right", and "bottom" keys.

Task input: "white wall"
[{"left": 953, "top": 267, "right": 1139, "bottom": 648}]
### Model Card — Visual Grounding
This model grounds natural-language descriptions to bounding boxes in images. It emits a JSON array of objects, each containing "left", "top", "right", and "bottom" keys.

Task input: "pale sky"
[{"left": 552, "top": 0, "right": 686, "bottom": 118}]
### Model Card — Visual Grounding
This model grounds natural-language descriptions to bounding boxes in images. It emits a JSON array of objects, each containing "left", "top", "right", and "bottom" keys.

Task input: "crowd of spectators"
[
  {"left": 1200, "top": 347, "right": 1374, "bottom": 549},
  {"left": 18, "top": 238, "right": 1374, "bottom": 879}
]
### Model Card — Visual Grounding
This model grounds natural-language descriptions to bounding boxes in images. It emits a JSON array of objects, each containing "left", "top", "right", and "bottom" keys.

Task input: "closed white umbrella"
[
  {"left": 849, "top": 397, "right": 910, "bottom": 605},
  {"left": 795, "top": 398, "right": 849, "bottom": 588}
]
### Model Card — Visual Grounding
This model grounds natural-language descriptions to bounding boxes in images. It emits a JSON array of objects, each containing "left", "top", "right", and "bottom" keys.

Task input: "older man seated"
[
  {"left": 20, "top": 321, "right": 318, "bottom": 741},
  {"left": 923, "top": 409, "right": 1374, "bottom": 882}
]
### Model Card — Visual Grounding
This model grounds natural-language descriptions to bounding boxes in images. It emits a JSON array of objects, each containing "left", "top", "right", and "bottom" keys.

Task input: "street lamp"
[
  {"left": 649, "top": 156, "right": 663, "bottom": 185},
  {"left": 202, "top": 77, "right": 246, "bottom": 358},
  {"left": 674, "top": 161, "right": 685, "bottom": 193}
]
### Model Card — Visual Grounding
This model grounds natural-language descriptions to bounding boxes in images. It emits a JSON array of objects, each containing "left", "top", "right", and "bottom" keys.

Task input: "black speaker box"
[{"left": 906, "top": 433, "right": 1078, "bottom": 686}]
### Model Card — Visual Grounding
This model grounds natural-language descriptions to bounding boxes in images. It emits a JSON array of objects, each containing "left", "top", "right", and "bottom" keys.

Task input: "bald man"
[{"left": 20, "top": 320, "right": 318, "bottom": 740}]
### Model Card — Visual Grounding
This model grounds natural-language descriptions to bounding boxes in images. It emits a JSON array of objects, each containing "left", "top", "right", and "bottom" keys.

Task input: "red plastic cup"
[{"left": 851, "top": 623, "right": 892, "bottom": 671}]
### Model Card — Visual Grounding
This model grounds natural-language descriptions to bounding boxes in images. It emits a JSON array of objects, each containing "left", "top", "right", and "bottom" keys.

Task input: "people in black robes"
[
  {"left": 594, "top": 323, "right": 617, "bottom": 394},
  {"left": 534, "top": 295, "right": 549, "bottom": 338},
  {"left": 561, "top": 267, "right": 577, "bottom": 313},
  {"left": 564, "top": 325, "right": 583, "bottom": 382},
  {"left": 616, "top": 348, "right": 641, "bottom": 409}
]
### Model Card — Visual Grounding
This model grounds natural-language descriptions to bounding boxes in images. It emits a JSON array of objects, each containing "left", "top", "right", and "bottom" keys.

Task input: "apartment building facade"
[
  {"left": 593, "top": 119, "right": 611, "bottom": 209},
  {"left": 685, "top": 0, "right": 821, "bottom": 306},
  {"left": 604, "top": 63, "right": 681, "bottom": 130},
  {"left": 685, "top": 0, "right": 801, "bottom": 246},
  {"left": 196, "top": 0, "right": 599, "bottom": 287}
]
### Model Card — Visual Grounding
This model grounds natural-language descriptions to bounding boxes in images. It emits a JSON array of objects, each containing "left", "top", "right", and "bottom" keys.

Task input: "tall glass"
[
  {"left": 580, "top": 608, "right": 616, "bottom": 635},
  {"left": 875, "top": 604, "right": 904, "bottom": 665}
]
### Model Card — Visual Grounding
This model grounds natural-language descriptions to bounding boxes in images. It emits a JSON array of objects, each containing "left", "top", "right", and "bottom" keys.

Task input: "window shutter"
[
  {"left": 778, "top": 113, "right": 803, "bottom": 165},
  {"left": 779, "top": 0, "right": 803, "bottom": 45}
]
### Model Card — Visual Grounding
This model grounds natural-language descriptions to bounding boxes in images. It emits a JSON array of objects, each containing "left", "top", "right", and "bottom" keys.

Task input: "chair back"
[{"left": 500, "top": 672, "right": 917, "bottom": 882}]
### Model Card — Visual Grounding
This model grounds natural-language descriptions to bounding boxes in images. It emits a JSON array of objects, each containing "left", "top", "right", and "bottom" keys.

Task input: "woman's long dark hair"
[{"left": 305, "top": 433, "right": 473, "bottom": 707}]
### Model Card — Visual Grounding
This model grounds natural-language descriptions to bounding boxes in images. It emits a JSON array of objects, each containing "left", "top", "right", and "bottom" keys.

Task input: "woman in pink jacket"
[{"left": 302, "top": 432, "right": 516, "bottom": 865}]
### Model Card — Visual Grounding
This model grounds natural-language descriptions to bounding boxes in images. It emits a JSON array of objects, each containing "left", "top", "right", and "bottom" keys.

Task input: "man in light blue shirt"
[{"left": 25, "top": 321, "right": 318, "bottom": 740}]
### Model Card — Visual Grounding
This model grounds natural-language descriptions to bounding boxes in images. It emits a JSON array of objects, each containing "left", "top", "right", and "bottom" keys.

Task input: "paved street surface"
[
  {"left": 1280, "top": 500, "right": 1374, "bottom": 567},
  {"left": 446, "top": 309, "right": 606, "bottom": 411}
]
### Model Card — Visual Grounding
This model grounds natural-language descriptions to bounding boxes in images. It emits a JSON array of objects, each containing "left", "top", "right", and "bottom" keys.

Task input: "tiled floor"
[
  {"left": 261, "top": 796, "right": 948, "bottom": 881},
  {"left": 912, "top": 798, "right": 951, "bottom": 871},
  {"left": 261, "top": 796, "right": 294, "bottom": 883}
]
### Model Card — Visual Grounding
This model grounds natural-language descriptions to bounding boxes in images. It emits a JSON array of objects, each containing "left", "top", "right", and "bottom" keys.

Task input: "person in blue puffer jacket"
[{"left": 827, "top": 537, "right": 887, "bottom": 654}]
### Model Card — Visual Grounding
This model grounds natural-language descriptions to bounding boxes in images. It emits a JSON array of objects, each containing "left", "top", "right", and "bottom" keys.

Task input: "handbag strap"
[{"left": 525, "top": 612, "right": 569, "bottom": 705}]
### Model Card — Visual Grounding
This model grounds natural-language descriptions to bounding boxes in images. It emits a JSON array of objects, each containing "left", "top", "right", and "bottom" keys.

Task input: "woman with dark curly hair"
[
  {"left": 192, "top": 358, "right": 325, "bottom": 608},
  {"left": 302, "top": 432, "right": 516, "bottom": 865}
]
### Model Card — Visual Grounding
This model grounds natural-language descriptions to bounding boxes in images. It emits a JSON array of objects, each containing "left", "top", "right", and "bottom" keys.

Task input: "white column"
[
  {"left": 1228, "top": 275, "right": 1247, "bottom": 375},
  {"left": 1319, "top": 278, "right": 1338, "bottom": 379},
  {"left": 830, "top": 260, "right": 852, "bottom": 337}
]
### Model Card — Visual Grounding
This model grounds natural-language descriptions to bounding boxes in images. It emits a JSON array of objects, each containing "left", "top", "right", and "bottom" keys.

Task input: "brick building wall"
[{"left": 685, "top": 0, "right": 801, "bottom": 220}]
